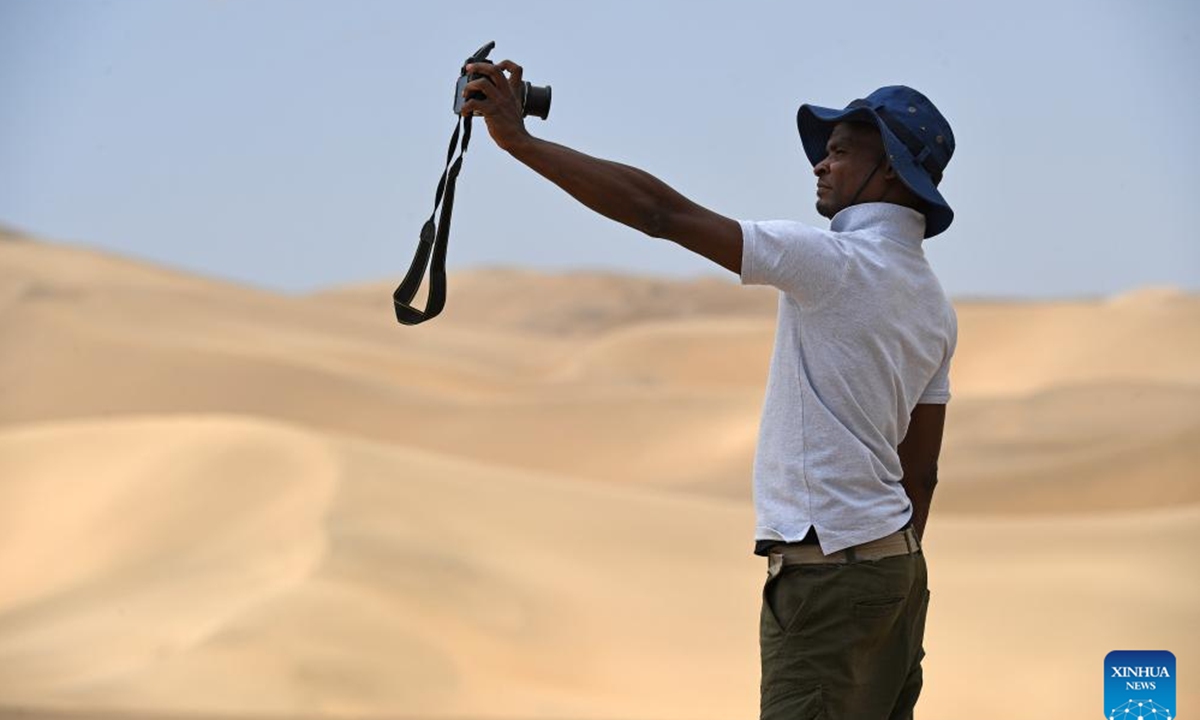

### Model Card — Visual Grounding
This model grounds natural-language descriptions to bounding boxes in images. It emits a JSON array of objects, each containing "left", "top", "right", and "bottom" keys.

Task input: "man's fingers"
[
  {"left": 459, "top": 98, "right": 484, "bottom": 116},
  {"left": 460, "top": 94, "right": 497, "bottom": 115},
  {"left": 462, "top": 77, "right": 494, "bottom": 99},
  {"left": 496, "top": 59, "right": 523, "bottom": 85},
  {"left": 465, "top": 62, "right": 512, "bottom": 98}
]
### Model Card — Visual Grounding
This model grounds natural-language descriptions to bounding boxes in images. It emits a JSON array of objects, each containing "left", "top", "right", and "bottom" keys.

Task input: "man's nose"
[{"left": 813, "top": 157, "right": 829, "bottom": 176}]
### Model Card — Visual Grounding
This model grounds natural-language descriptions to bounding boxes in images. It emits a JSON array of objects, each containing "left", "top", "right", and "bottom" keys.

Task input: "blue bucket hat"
[{"left": 797, "top": 85, "right": 955, "bottom": 237}]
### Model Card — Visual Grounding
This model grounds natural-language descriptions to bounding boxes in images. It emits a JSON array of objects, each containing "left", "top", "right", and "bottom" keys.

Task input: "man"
[{"left": 461, "top": 62, "right": 956, "bottom": 719}]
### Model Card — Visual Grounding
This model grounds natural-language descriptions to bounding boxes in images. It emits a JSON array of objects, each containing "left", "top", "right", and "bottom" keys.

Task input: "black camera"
[{"left": 452, "top": 41, "right": 551, "bottom": 120}]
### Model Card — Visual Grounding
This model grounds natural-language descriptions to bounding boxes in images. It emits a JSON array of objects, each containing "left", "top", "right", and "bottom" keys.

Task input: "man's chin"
[{"left": 815, "top": 198, "right": 838, "bottom": 219}]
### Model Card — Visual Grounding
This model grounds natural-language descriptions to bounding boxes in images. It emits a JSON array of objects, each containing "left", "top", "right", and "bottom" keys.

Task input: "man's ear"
[{"left": 882, "top": 160, "right": 900, "bottom": 180}]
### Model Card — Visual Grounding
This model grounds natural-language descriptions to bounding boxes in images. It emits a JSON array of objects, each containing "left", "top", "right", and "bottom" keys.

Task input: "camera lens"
[{"left": 522, "top": 82, "right": 552, "bottom": 120}]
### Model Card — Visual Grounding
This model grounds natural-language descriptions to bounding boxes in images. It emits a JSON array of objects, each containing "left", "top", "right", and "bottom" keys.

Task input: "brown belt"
[{"left": 767, "top": 526, "right": 921, "bottom": 578}]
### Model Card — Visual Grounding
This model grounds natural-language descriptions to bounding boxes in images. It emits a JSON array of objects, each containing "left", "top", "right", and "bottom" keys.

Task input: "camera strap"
[{"left": 393, "top": 114, "right": 473, "bottom": 325}]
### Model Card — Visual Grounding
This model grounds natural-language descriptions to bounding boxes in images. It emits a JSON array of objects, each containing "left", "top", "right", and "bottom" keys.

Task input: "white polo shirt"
[{"left": 740, "top": 202, "right": 956, "bottom": 555}]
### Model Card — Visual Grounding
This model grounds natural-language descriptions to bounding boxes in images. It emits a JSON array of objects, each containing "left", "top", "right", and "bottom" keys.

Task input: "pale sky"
[{"left": 2, "top": 0, "right": 1197, "bottom": 298}]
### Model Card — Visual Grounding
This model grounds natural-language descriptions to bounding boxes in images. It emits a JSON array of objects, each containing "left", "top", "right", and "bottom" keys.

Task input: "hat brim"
[{"left": 797, "top": 103, "right": 953, "bottom": 238}]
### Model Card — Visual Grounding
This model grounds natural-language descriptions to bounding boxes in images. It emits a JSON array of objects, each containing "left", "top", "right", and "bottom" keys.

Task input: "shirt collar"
[{"left": 829, "top": 203, "right": 926, "bottom": 247}]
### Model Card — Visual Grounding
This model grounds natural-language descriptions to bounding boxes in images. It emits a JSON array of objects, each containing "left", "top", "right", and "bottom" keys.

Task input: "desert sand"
[{"left": 1, "top": 224, "right": 1196, "bottom": 719}]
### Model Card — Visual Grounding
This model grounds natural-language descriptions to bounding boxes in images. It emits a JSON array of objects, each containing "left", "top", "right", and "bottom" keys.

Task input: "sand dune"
[
  {"left": 0, "top": 414, "right": 761, "bottom": 718},
  {"left": 938, "top": 382, "right": 1200, "bottom": 513},
  {"left": 951, "top": 290, "right": 1200, "bottom": 397},
  {"left": 0, "top": 417, "right": 337, "bottom": 702},
  {"left": 1, "top": 232, "right": 1197, "bottom": 719}
]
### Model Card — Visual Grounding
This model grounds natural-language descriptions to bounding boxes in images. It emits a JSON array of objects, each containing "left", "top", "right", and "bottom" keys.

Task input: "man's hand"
[{"left": 459, "top": 60, "right": 532, "bottom": 153}]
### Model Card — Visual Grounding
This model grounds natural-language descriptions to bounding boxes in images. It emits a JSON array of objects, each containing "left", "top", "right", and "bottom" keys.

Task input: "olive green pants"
[{"left": 759, "top": 550, "right": 929, "bottom": 719}]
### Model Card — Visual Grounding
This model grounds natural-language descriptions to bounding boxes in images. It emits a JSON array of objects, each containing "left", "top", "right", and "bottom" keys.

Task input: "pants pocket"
[
  {"left": 763, "top": 568, "right": 807, "bottom": 632},
  {"left": 763, "top": 565, "right": 836, "bottom": 634},
  {"left": 853, "top": 594, "right": 906, "bottom": 619},
  {"left": 762, "top": 571, "right": 785, "bottom": 632}
]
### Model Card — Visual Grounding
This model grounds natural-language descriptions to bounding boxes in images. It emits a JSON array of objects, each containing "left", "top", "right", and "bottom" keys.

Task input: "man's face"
[{"left": 813, "top": 121, "right": 887, "bottom": 219}]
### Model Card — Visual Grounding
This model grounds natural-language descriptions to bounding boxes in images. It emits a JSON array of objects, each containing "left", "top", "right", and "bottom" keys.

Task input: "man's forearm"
[
  {"left": 901, "top": 468, "right": 937, "bottom": 542},
  {"left": 506, "top": 135, "right": 690, "bottom": 239},
  {"left": 898, "top": 404, "right": 946, "bottom": 543}
]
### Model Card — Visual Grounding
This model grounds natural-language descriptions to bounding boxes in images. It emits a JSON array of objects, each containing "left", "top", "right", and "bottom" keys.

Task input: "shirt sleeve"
[
  {"left": 918, "top": 353, "right": 952, "bottom": 404},
  {"left": 918, "top": 310, "right": 958, "bottom": 404},
  {"left": 739, "top": 219, "right": 850, "bottom": 305}
]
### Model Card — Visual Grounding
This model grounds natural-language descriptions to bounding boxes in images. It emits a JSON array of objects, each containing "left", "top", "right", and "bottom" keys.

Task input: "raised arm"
[
  {"left": 461, "top": 60, "right": 743, "bottom": 274},
  {"left": 898, "top": 403, "right": 946, "bottom": 542}
]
